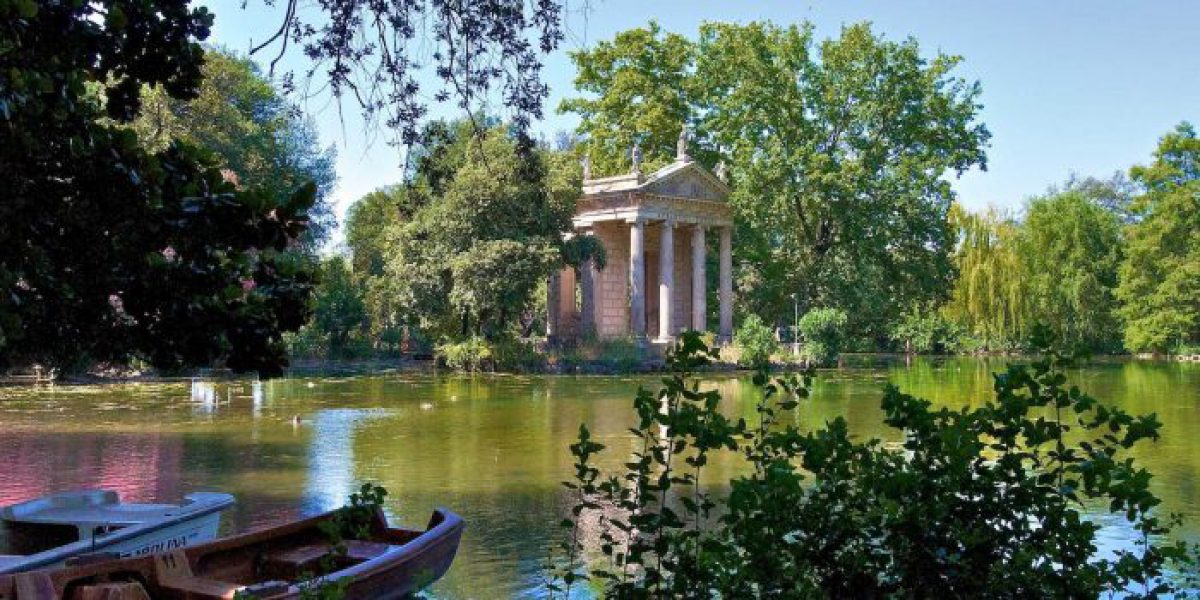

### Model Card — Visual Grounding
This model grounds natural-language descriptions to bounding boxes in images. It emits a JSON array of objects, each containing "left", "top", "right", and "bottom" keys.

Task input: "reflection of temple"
[{"left": 548, "top": 130, "right": 735, "bottom": 343}]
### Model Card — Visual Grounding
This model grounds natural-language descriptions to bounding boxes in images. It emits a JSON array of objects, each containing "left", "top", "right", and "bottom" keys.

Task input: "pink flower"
[{"left": 241, "top": 278, "right": 257, "bottom": 292}]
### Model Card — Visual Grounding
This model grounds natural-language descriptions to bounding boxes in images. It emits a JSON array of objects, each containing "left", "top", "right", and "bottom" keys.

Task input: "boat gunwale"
[{"left": 0, "top": 493, "right": 234, "bottom": 574}]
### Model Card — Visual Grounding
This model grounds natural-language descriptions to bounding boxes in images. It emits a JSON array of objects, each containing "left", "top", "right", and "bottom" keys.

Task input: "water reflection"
[{"left": 0, "top": 359, "right": 1196, "bottom": 598}]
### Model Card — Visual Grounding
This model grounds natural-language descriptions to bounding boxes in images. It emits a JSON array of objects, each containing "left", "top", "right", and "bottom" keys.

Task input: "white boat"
[{"left": 0, "top": 490, "right": 234, "bottom": 574}]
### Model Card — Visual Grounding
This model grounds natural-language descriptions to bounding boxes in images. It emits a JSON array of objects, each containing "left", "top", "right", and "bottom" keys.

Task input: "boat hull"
[
  {"left": 0, "top": 492, "right": 233, "bottom": 575},
  {"left": 0, "top": 507, "right": 465, "bottom": 600}
]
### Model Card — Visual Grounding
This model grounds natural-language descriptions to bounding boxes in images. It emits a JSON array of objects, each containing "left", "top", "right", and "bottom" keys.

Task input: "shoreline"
[{"left": 2, "top": 351, "right": 1191, "bottom": 388}]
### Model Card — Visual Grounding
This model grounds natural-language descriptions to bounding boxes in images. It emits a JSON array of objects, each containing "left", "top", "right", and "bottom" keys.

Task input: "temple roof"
[
  {"left": 574, "top": 159, "right": 733, "bottom": 228},
  {"left": 581, "top": 159, "right": 730, "bottom": 202}
]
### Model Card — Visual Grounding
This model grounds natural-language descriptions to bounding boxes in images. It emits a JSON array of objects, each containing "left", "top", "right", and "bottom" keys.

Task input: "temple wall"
[{"left": 592, "top": 222, "right": 630, "bottom": 337}]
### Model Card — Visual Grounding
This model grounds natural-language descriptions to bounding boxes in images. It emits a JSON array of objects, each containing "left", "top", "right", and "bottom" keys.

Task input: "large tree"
[
  {"left": 1019, "top": 191, "right": 1124, "bottom": 351},
  {"left": 1, "top": 1, "right": 315, "bottom": 376},
  {"left": 562, "top": 22, "right": 990, "bottom": 339},
  {"left": 363, "top": 120, "right": 601, "bottom": 339},
  {"left": 944, "top": 206, "right": 1028, "bottom": 349},
  {"left": 1117, "top": 122, "right": 1200, "bottom": 353},
  {"left": 131, "top": 48, "right": 337, "bottom": 249},
  {"left": 558, "top": 21, "right": 697, "bottom": 176}
]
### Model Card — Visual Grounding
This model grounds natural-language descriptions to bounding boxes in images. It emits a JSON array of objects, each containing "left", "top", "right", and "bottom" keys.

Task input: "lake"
[{"left": 1, "top": 356, "right": 1197, "bottom": 597}]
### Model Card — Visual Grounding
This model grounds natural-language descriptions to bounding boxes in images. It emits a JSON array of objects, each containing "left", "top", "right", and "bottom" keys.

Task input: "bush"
[
  {"left": 435, "top": 337, "right": 493, "bottom": 372},
  {"left": 549, "top": 329, "right": 1200, "bottom": 598},
  {"left": 798, "top": 307, "right": 848, "bottom": 366},
  {"left": 492, "top": 336, "right": 545, "bottom": 372},
  {"left": 593, "top": 337, "right": 641, "bottom": 372},
  {"left": 734, "top": 314, "right": 778, "bottom": 369},
  {"left": 890, "top": 306, "right": 962, "bottom": 354}
]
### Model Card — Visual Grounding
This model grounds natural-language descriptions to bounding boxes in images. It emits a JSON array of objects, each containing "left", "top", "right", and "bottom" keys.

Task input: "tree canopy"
[
  {"left": 348, "top": 120, "right": 602, "bottom": 340},
  {"left": 131, "top": 48, "right": 338, "bottom": 249},
  {"left": 1020, "top": 190, "right": 1124, "bottom": 352},
  {"left": 1117, "top": 122, "right": 1200, "bottom": 353},
  {"left": 1, "top": 1, "right": 315, "bottom": 376},
  {"left": 562, "top": 21, "right": 990, "bottom": 338}
]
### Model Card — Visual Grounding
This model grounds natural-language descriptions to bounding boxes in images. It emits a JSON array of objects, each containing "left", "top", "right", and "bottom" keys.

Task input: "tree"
[
  {"left": 1, "top": 1, "right": 315, "bottom": 376},
  {"left": 559, "top": 21, "right": 697, "bottom": 176},
  {"left": 562, "top": 22, "right": 990, "bottom": 339},
  {"left": 944, "top": 206, "right": 1028, "bottom": 350},
  {"left": 311, "top": 256, "right": 367, "bottom": 357},
  {"left": 372, "top": 121, "right": 601, "bottom": 339},
  {"left": 345, "top": 186, "right": 406, "bottom": 277},
  {"left": 132, "top": 49, "right": 338, "bottom": 249},
  {"left": 1053, "top": 171, "right": 1139, "bottom": 223},
  {"left": 1117, "top": 122, "right": 1200, "bottom": 353},
  {"left": 1020, "top": 190, "right": 1124, "bottom": 351}
]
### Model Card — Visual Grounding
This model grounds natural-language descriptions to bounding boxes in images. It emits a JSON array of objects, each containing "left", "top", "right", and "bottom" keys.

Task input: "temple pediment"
[{"left": 639, "top": 161, "right": 730, "bottom": 202}]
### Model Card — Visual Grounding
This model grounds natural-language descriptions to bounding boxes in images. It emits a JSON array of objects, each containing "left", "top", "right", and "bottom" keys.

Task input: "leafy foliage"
[
  {"left": 354, "top": 120, "right": 602, "bottom": 341},
  {"left": 734, "top": 314, "right": 778, "bottom": 369},
  {"left": 241, "top": 0, "right": 566, "bottom": 146},
  {"left": 435, "top": 337, "right": 494, "bottom": 372},
  {"left": 0, "top": 0, "right": 315, "bottom": 376},
  {"left": 131, "top": 48, "right": 338, "bottom": 250},
  {"left": 310, "top": 257, "right": 368, "bottom": 358},
  {"left": 889, "top": 305, "right": 961, "bottom": 354},
  {"left": 797, "top": 307, "right": 848, "bottom": 366},
  {"left": 1117, "top": 122, "right": 1200, "bottom": 354},
  {"left": 1020, "top": 190, "right": 1124, "bottom": 352},
  {"left": 550, "top": 330, "right": 1199, "bottom": 598},
  {"left": 944, "top": 206, "right": 1029, "bottom": 351},
  {"left": 563, "top": 22, "right": 989, "bottom": 339},
  {"left": 558, "top": 21, "right": 698, "bottom": 177}
]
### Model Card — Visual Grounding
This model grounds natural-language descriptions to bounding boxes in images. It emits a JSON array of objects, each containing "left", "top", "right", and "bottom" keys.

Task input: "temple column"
[
  {"left": 546, "top": 271, "right": 561, "bottom": 340},
  {"left": 691, "top": 225, "right": 707, "bottom": 332},
  {"left": 658, "top": 220, "right": 674, "bottom": 341},
  {"left": 580, "top": 258, "right": 596, "bottom": 337},
  {"left": 629, "top": 219, "right": 646, "bottom": 337},
  {"left": 719, "top": 226, "right": 733, "bottom": 343}
]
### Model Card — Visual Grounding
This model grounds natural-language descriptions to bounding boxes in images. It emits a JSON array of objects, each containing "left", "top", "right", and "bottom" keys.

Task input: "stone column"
[
  {"left": 546, "top": 271, "right": 561, "bottom": 339},
  {"left": 658, "top": 220, "right": 674, "bottom": 341},
  {"left": 691, "top": 225, "right": 707, "bottom": 332},
  {"left": 629, "top": 219, "right": 646, "bottom": 337},
  {"left": 580, "top": 260, "right": 596, "bottom": 337},
  {"left": 719, "top": 226, "right": 733, "bottom": 343}
]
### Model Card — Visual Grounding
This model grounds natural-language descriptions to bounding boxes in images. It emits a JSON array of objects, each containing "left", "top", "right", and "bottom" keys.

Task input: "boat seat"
[
  {"left": 68, "top": 581, "right": 152, "bottom": 600},
  {"left": 13, "top": 572, "right": 56, "bottom": 600},
  {"left": 155, "top": 576, "right": 243, "bottom": 600},
  {"left": 258, "top": 540, "right": 391, "bottom": 579}
]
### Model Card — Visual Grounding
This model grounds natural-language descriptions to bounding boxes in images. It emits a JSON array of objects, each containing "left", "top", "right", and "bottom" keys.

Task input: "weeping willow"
[{"left": 945, "top": 205, "right": 1028, "bottom": 349}]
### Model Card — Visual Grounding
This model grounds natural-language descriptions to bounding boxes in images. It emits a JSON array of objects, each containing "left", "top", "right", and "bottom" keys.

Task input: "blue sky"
[{"left": 201, "top": 0, "right": 1199, "bottom": 243}]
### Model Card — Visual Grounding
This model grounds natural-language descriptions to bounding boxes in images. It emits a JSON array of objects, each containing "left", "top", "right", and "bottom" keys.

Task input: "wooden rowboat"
[{"left": 0, "top": 507, "right": 464, "bottom": 600}]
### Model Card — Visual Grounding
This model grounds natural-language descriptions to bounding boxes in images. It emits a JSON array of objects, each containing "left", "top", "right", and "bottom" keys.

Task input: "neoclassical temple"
[{"left": 548, "top": 135, "right": 734, "bottom": 343}]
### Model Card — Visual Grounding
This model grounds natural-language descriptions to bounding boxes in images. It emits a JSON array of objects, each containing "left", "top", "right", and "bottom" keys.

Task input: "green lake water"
[{"left": 0, "top": 356, "right": 1197, "bottom": 597}]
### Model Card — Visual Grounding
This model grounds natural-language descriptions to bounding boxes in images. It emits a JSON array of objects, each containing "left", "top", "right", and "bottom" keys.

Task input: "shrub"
[
  {"left": 492, "top": 336, "right": 545, "bottom": 372},
  {"left": 798, "top": 307, "right": 848, "bottom": 366},
  {"left": 435, "top": 337, "right": 493, "bottom": 371},
  {"left": 890, "top": 306, "right": 962, "bottom": 354},
  {"left": 734, "top": 314, "right": 778, "bottom": 369},
  {"left": 549, "top": 329, "right": 1200, "bottom": 598},
  {"left": 594, "top": 337, "right": 641, "bottom": 372}
]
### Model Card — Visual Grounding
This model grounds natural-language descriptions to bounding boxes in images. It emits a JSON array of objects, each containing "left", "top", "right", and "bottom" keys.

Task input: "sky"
[{"left": 201, "top": 0, "right": 1200, "bottom": 245}]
